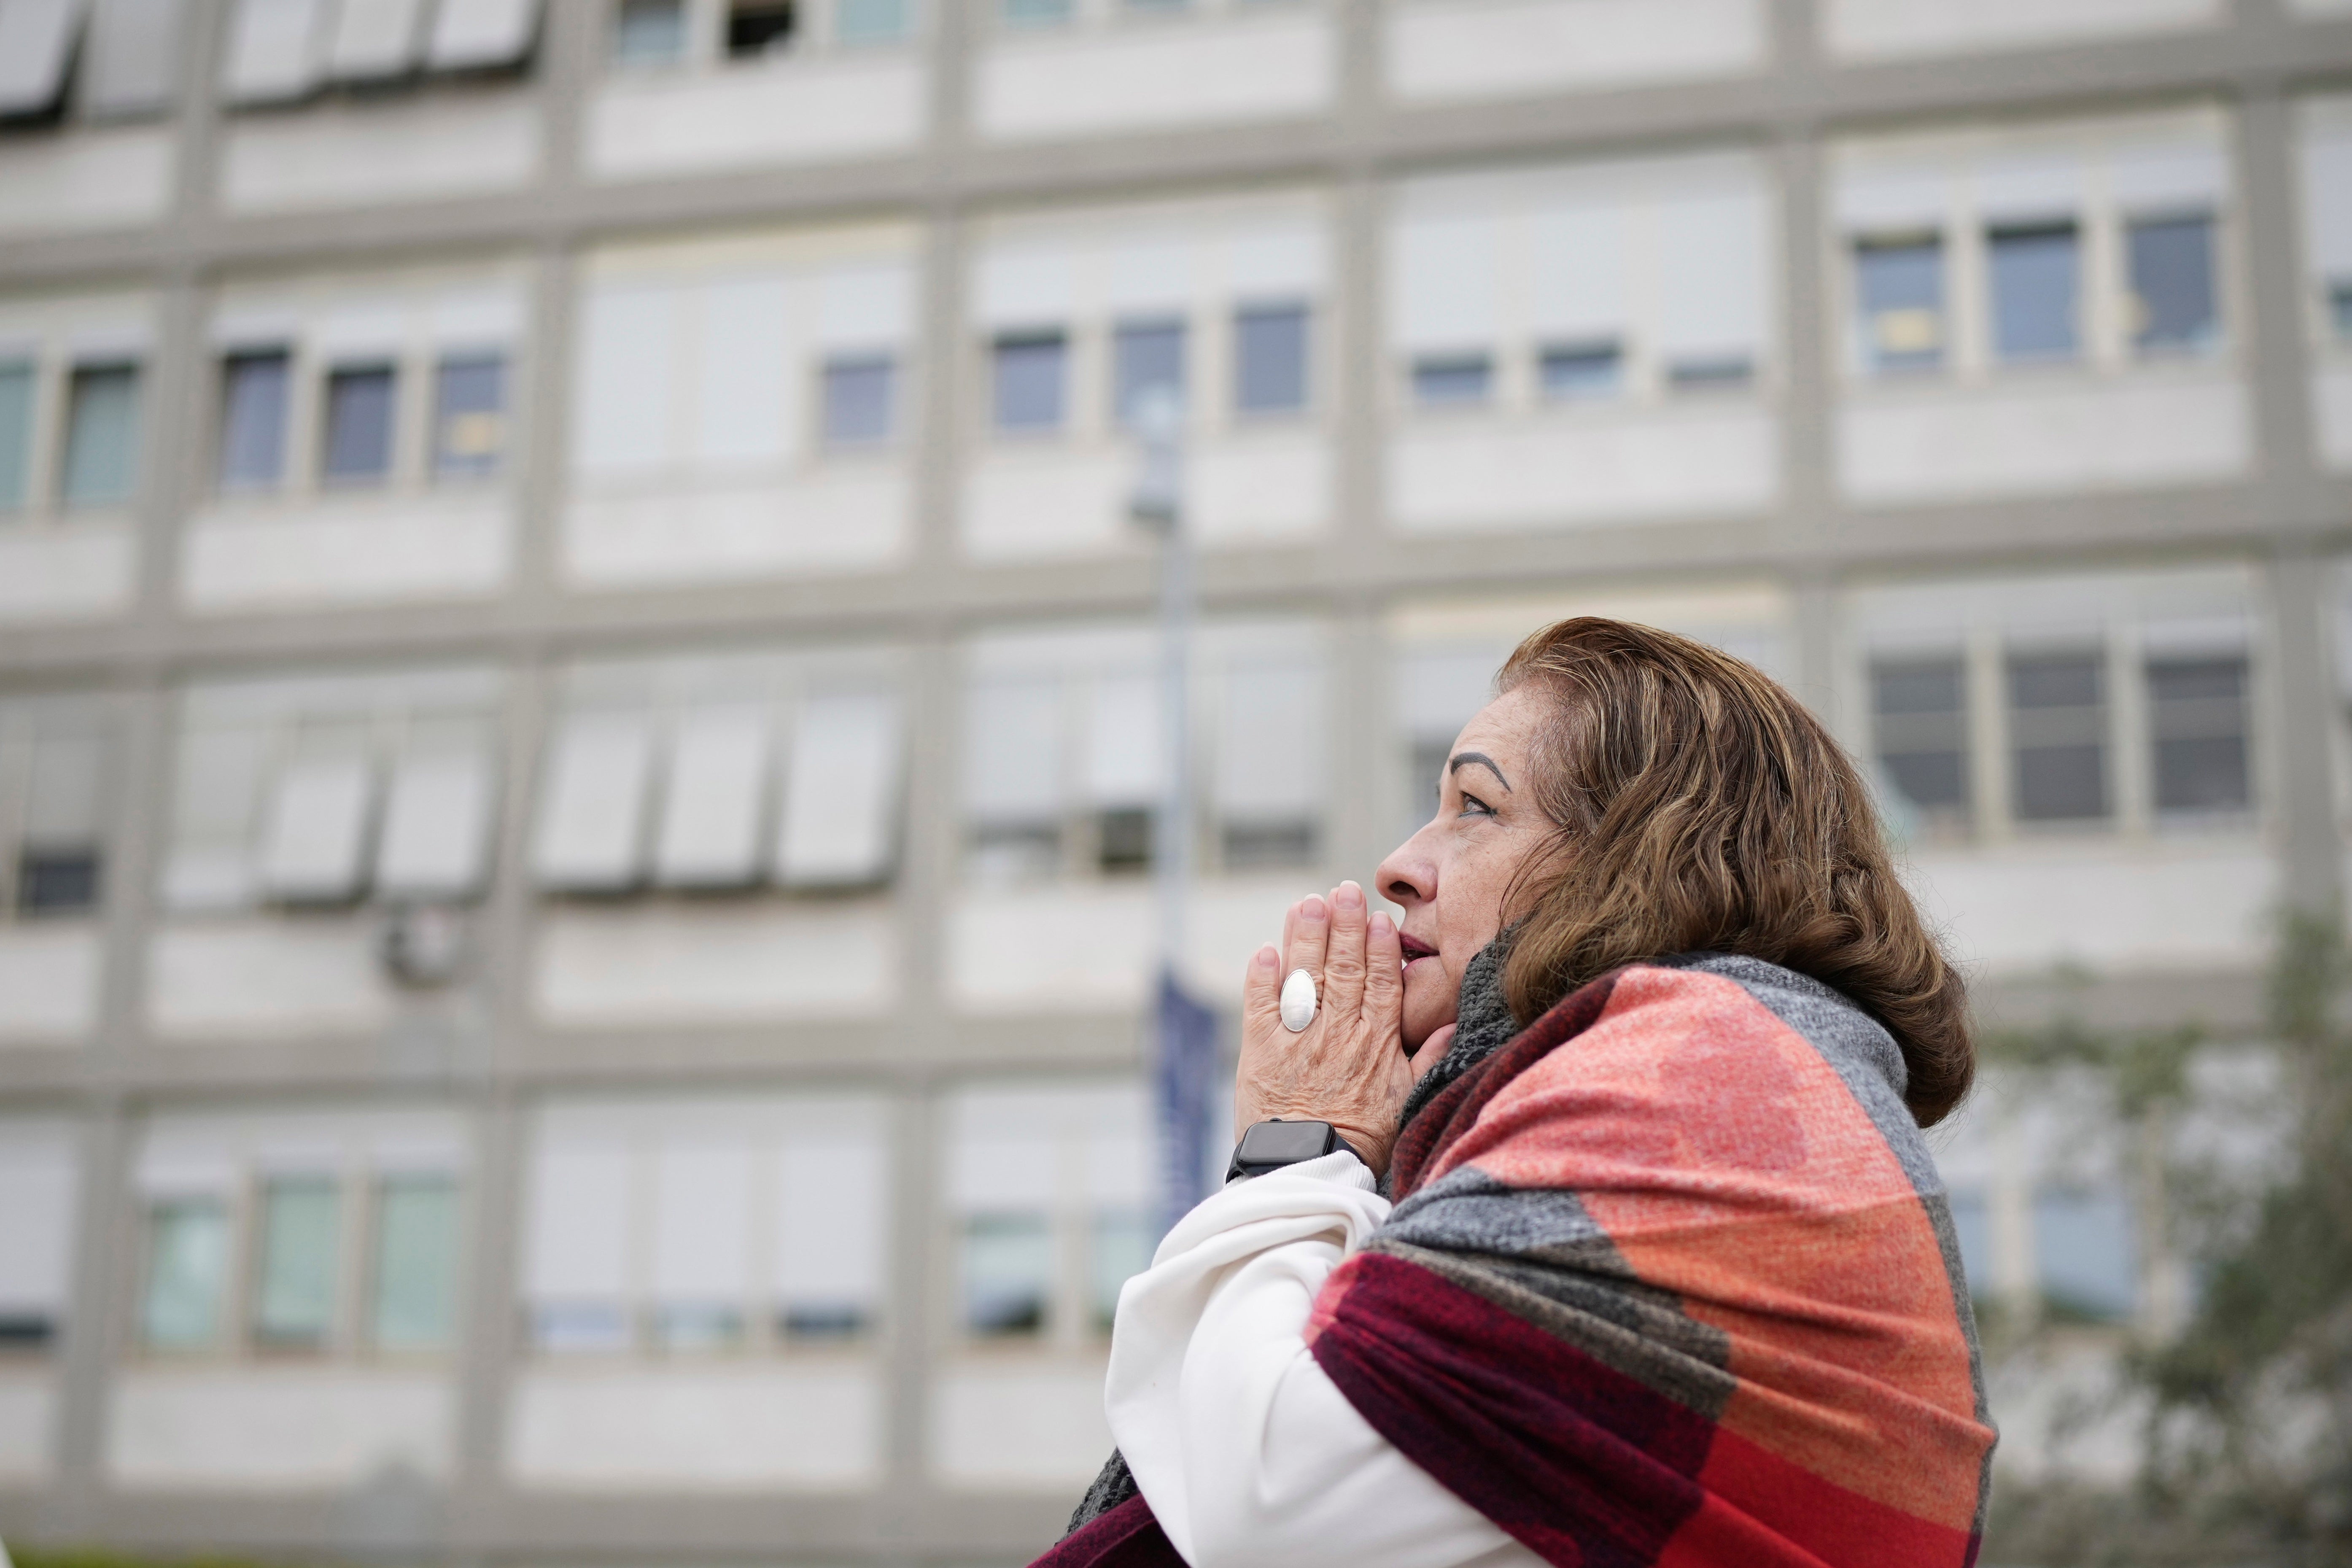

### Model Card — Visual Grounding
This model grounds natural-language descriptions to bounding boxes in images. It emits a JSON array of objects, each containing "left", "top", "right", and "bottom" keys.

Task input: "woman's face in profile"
[{"left": 1376, "top": 684, "right": 1556, "bottom": 1054}]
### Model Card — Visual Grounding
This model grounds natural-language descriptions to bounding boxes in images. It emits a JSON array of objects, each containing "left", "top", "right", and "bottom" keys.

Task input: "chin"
[{"left": 1400, "top": 975, "right": 1454, "bottom": 1055}]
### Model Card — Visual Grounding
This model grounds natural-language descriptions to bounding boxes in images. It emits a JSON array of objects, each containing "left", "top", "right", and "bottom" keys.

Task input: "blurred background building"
[{"left": 0, "top": 0, "right": 2348, "bottom": 1560}]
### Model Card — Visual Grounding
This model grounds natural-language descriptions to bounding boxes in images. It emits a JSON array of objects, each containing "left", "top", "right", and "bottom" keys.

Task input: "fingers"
[
  {"left": 1411, "top": 1023, "right": 1457, "bottom": 1078},
  {"left": 1322, "top": 881, "right": 1369, "bottom": 1021},
  {"left": 1284, "top": 892, "right": 1331, "bottom": 988},
  {"left": 1243, "top": 941, "right": 1281, "bottom": 1030},
  {"left": 1363, "top": 907, "right": 1403, "bottom": 1026}
]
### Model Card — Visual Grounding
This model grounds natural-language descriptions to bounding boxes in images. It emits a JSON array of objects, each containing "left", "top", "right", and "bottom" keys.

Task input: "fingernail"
[
  {"left": 1301, "top": 895, "right": 1328, "bottom": 921},
  {"left": 1334, "top": 881, "right": 1364, "bottom": 911},
  {"left": 1369, "top": 912, "right": 1393, "bottom": 938},
  {"left": 1253, "top": 943, "right": 1279, "bottom": 970}
]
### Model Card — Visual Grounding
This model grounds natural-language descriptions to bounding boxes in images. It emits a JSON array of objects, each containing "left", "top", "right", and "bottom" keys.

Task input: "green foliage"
[{"left": 1981, "top": 912, "right": 2352, "bottom": 1568}]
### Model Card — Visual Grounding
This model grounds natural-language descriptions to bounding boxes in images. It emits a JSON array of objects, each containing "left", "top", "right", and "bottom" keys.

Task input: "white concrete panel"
[
  {"left": 2317, "top": 366, "right": 2352, "bottom": 473},
  {"left": 0, "top": 127, "right": 172, "bottom": 237},
  {"left": 948, "top": 878, "right": 1296, "bottom": 1013},
  {"left": 1190, "top": 438, "right": 1328, "bottom": 546},
  {"left": 148, "top": 919, "right": 393, "bottom": 1039},
  {"left": 587, "top": 57, "right": 926, "bottom": 181},
  {"left": 1838, "top": 376, "right": 2250, "bottom": 505},
  {"left": 220, "top": 95, "right": 538, "bottom": 214},
  {"left": 931, "top": 1363, "right": 1113, "bottom": 1490},
  {"left": 1388, "top": 407, "right": 1780, "bottom": 533},
  {"left": 0, "top": 1372, "right": 55, "bottom": 1481},
  {"left": 965, "top": 438, "right": 1327, "bottom": 560},
  {"left": 108, "top": 1369, "right": 453, "bottom": 1488},
  {"left": 1388, "top": 0, "right": 1762, "bottom": 102},
  {"left": 1904, "top": 840, "right": 2272, "bottom": 976},
  {"left": 533, "top": 902, "right": 895, "bottom": 1026},
  {"left": 564, "top": 471, "right": 911, "bottom": 588},
  {"left": 507, "top": 1365, "right": 882, "bottom": 1490},
  {"left": 0, "top": 925, "right": 102, "bottom": 1045},
  {"left": 1825, "top": 0, "right": 2219, "bottom": 59},
  {"left": 0, "top": 524, "right": 136, "bottom": 624},
  {"left": 976, "top": 13, "right": 1332, "bottom": 143},
  {"left": 182, "top": 496, "right": 512, "bottom": 612}
]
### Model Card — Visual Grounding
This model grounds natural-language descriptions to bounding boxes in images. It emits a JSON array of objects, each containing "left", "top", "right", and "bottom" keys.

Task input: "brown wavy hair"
[{"left": 1493, "top": 616, "right": 1973, "bottom": 1126}]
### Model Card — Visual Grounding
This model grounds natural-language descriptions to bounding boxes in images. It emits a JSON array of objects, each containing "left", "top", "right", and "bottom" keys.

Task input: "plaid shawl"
[{"left": 1043, "top": 951, "right": 1996, "bottom": 1568}]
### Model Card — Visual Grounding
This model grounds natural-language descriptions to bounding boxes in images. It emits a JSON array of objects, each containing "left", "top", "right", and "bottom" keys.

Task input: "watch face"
[{"left": 1237, "top": 1120, "right": 1334, "bottom": 1166}]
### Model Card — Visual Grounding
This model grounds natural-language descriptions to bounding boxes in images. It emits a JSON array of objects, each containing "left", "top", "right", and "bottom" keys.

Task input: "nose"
[{"left": 1376, "top": 823, "right": 1438, "bottom": 909}]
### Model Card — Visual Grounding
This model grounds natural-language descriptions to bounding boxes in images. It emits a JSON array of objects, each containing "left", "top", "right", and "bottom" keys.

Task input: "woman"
[{"left": 1044, "top": 617, "right": 1995, "bottom": 1568}]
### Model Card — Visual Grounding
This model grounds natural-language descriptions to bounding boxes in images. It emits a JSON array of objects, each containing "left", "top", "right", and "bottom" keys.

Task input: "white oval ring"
[{"left": 1279, "top": 968, "right": 1318, "bottom": 1033}]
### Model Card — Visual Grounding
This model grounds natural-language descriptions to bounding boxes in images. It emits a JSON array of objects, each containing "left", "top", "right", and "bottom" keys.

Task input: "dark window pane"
[
  {"left": 432, "top": 355, "right": 506, "bottom": 479},
  {"left": 323, "top": 365, "right": 396, "bottom": 485},
  {"left": 0, "top": 361, "right": 32, "bottom": 510},
  {"left": 1091, "top": 1209, "right": 1153, "bottom": 1332},
  {"left": 992, "top": 332, "right": 1066, "bottom": 431},
  {"left": 1989, "top": 223, "right": 2080, "bottom": 362},
  {"left": 1411, "top": 353, "right": 1491, "bottom": 406},
  {"left": 1114, "top": 318, "right": 1185, "bottom": 430},
  {"left": 1097, "top": 806, "right": 1153, "bottom": 873},
  {"left": 1873, "top": 657, "right": 1969, "bottom": 827},
  {"left": 1855, "top": 234, "right": 1945, "bottom": 374},
  {"left": 1884, "top": 752, "right": 1967, "bottom": 814},
  {"left": 0, "top": 1314, "right": 54, "bottom": 1348},
  {"left": 1235, "top": 304, "right": 1308, "bottom": 414},
  {"left": 1538, "top": 339, "right": 1622, "bottom": 400},
  {"left": 2016, "top": 744, "right": 2107, "bottom": 820},
  {"left": 1223, "top": 820, "right": 1317, "bottom": 870},
  {"left": 614, "top": 0, "right": 687, "bottom": 63},
  {"left": 963, "top": 1212, "right": 1051, "bottom": 1336},
  {"left": 824, "top": 355, "right": 895, "bottom": 445},
  {"left": 1665, "top": 355, "right": 1753, "bottom": 392},
  {"left": 219, "top": 351, "right": 290, "bottom": 490},
  {"left": 2009, "top": 652, "right": 2106, "bottom": 822},
  {"left": 2333, "top": 280, "right": 2352, "bottom": 343},
  {"left": 781, "top": 1302, "right": 871, "bottom": 1339},
  {"left": 18, "top": 846, "right": 100, "bottom": 915},
  {"left": 2149, "top": 654, "right": 2250, "bottom": 813},
  {"left": 727, "top": 0, "right": 795, "bottom": 54},
  {"left": 2009, "top": 653, "right": 2101, "bottom": 710},
  {"left": 2129, "top": 214, "right": 2217, "bottom": 354},
  {"left": 1873, "top": 658, "right": 1964, "bottom": 717},
  {"left": 62, "top": 364, "right": 140, "bottom": 508}
]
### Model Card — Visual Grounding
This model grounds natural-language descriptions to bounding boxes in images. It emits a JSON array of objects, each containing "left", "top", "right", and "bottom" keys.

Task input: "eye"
[{"left": 1457, "top": 790, "right": 1497, "bottom": 820}]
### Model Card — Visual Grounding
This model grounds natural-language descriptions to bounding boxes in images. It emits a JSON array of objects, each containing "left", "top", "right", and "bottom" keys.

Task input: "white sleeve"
[{"left": 1104, "top": 1152, "right": 1540, "bottom": 1568}]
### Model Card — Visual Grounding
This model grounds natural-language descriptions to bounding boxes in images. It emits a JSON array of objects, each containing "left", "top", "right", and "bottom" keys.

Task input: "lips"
[{"left": 1399, "top": 934, "right": 1439, "bottom": 967}]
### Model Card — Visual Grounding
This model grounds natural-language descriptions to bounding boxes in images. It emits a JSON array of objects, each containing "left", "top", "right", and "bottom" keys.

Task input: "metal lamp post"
[{"left": 1129, "top": 388, "right": 1215, "bottom": 1236}]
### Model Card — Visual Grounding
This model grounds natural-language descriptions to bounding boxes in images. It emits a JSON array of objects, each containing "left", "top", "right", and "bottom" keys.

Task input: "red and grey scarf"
[{"left": 1043, "top": 951, "right": 1996, "bottom": 1568}]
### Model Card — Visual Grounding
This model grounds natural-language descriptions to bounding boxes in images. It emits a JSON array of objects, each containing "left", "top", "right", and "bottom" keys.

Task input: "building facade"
[{"left": 0, "top": 0, "right": 2350, "bottom": 1558}]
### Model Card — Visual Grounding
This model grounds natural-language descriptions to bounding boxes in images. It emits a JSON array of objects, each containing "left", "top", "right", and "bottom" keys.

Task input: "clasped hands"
[{"left": 1235, "top": 880, "right": 1453, "bottom": 1180}]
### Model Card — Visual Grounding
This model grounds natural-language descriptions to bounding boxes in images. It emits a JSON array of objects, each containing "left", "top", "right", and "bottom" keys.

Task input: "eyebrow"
[{"left": 1448, "top": 751, "right": 1512, "bottom": 792}]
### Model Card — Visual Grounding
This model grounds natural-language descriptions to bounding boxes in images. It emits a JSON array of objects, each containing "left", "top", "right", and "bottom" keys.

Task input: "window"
[
  {"left": 1114, "top": 318, "right": 1186, "bottom": 431},
  {"left": 322, "top": 365, "right": 396, "bottom": 485},
  {"left": 1988, "top": 222, "right": 2080, "bottom": 363},
  {"left": 1003, "top": 0, "right": 1072, "bottom": 25},
  {"left": 822, "top": 354, "right": 895, "bottom": 446},
  {"left": 836, "top": 0, "right": 909, "bottom": 43},
  {"left": 371, "top": 1175, "right": 458, "bottom": 1351},
  {"left": 1854, "top": 234, "right": 1945, "bottom": 375},
  {"left": 1090, "top": 1209, "right": 1153, "bottom": 1331},
  {"left": 1872, "top": 657, "right": 1969, "bottom": 836},
  {"left": 2032, "top": 1188, "right": 2137, "bottom": 1322},
  {"left": 2147, "top": 654, "right": 2249, "bottom": 814},
  {"left": 60, "top": 364, "right": 139, "bottom": 508},
  {"left": 1537, "top": 339, "right": 1624, "bottom": 401},
  {"left": 2332, "top": 280, "right": 2352, "bottom": 343},
  {"left": 1410, "top": 353, "right": 1492, "bottom": 407},
  {"left": 218, "top": 350, "right": 291, "bottom": 491},
  {"left": 614, "top": 0, "right": 687, "bottom": 64},
  {"left": 1235, "top": 304, "right": 1308, "bottom": 415},
  {"left": 17, "top": 849, "right": 98, "bottom": 915},
  {"left": 1215, "top": 660, "right": 1321, "bottom": 870},
  {"left": 1665, "top": 354, "right": 1754, "bottom": 392},
  {"left": 0, "top": 361, "right": 31, "bottom": 511},
  {"left": 432, "top": 355, "right": 506, "bottom": 480},
  {"left": 18, "top": 728, "right": 105, "bottom": 916},
  {"left": 962, "top": 1212, "right": 1052, "bottom": 1336},
  {"left": 253, "top": 1176, "right": 339, "bottom": 1351},
  {"left": 2127, "top": 213, "right": 2218, "bottom": 356},
  {"left": 727, "top": 0, "right": 795, "bottom": 55},
  {"left": 143, "top": 1199, "right": 229, "bottom": 1351},
  {"left": 2008, "top": 652, "right": 2107, "bottom": 822},
  {"left": 1096, "top": 807, "right": 1153, "bottom": 873},
  {"left": 992, "top": 331, "right": 1067, "bottom": 433}
]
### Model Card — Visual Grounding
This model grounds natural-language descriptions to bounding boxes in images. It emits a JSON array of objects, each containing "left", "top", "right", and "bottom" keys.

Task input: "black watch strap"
[{"left": 1225, "top": 1118, "right": 1361, "bottom": 1181}]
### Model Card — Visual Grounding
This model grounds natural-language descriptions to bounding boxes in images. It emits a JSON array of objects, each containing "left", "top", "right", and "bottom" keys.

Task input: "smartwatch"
[{"left": 1226, "top": 1118, "right": 1360, "bottom": 1181}]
